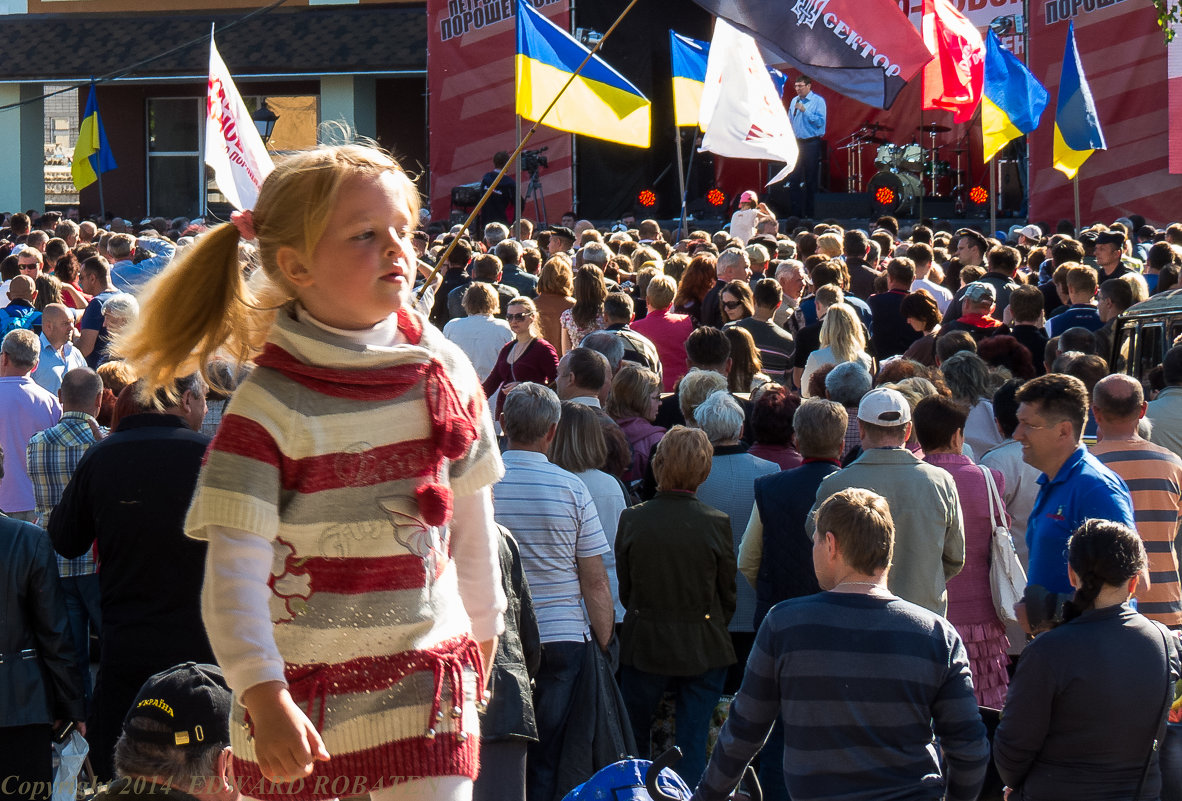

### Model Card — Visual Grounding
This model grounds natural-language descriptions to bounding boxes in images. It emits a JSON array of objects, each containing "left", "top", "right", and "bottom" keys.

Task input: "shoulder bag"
[{"left": 981, "top": 465, "right": 1026, "bottom": 624}]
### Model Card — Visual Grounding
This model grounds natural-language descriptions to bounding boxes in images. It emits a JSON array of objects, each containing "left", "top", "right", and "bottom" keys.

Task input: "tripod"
[{"left": 523, "top": 168, "right": 547, "bottom": 226}]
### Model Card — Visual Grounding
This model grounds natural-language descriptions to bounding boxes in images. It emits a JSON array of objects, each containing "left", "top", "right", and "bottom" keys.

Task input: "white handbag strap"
[{"left": 980, "top": 464, "right": 1002, "bottom": 530}]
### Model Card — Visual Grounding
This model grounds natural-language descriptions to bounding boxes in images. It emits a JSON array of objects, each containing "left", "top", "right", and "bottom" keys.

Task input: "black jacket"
[
  {"left": 0, "top": 514, "right": 84, "bottom": 726},
  {"left": 48, "top": 414, "right": 213, "bottom": 666},
  {"left": 480, "top": 527, "right": 541, "bottom": 742}
]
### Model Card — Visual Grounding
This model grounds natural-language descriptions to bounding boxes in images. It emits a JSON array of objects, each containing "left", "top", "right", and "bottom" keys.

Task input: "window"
[
  {"left": 147, "top": 98, "right": 202, "bottom": 218},
  {"left": 146, "top": 95, "right": 319, "bottom": 218}
]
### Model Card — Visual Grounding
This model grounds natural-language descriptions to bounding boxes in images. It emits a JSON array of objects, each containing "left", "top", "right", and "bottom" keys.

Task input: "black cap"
[
  {"left": 122, "top": 663, "right": 231, "bottom": 748},
  {"left": 1095, "top": 231, "right": 1127, "bottom": 248},
  {"left": 546, "top": 226, "right": 576, "bottom": 242}
]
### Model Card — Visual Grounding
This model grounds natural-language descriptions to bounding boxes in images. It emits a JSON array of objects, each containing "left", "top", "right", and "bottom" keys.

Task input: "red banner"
[
  {"left": 426, "top": 0, "right": 574, "bottom": 225},
  {"left": 1027, "top": 1, "right": 1180, "bottom": 224}
]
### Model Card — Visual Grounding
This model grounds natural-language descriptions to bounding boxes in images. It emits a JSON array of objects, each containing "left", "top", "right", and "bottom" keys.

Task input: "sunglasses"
[
  {"left": 507, "top": 312, "right": 534, "bottom": 322},
  {"left": 722, "top": 300, "right": 744, "bottom": 310}
]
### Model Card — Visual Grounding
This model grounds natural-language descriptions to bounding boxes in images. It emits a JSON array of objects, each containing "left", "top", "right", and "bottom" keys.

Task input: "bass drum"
[
  {"left": 900, "top": 144, "right": 925, "bottom": 173},
  {"left": 867, "top": 170, "right": 923, "bottom": 215},
  {"left": 874, "top": 144, "right": 901, "bottom": 171}
]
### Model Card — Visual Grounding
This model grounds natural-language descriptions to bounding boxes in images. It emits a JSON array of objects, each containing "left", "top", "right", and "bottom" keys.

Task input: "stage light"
[
  {"left": 637, "top": 189, "right": 657, "bottom": 208},
  {"left": 969, "top": 185, "right": 989, "bottom": 205},
  {"left": 706, "top": 188, "right": 726, "bottom": 207},
  {"left": 875, "top": 186, "right": 896, "bottom": 207}
]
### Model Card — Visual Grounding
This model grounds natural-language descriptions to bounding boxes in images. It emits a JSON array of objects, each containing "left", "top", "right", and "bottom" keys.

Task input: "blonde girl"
[
  {"left": 117, "top": 145, "right": 505, "bottom": 801},
  {"left": 800, "top": 303, "right": 873, "bottom": 398}
]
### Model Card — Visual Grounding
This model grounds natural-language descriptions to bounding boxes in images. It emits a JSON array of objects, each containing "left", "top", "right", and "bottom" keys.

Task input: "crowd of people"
[{"left": 4, "top": 147, "right": 1182, "bottom": 801}]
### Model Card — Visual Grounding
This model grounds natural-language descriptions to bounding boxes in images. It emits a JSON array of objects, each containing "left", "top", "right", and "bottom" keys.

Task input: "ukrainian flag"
[
  {"left": 982, "top": 30, "right": 1047, "bottom": 163},
  {"left": 72, "top": 84, "right": 117, "bottom": 191},
  {"left": 516, "top": 1, "right": 650, "bottom": 148},
  {"left": 671, "top": 32, "right": 708, "bottom": 129},
  {"left": 1053, "top": 21, "right": 1105, "bottom": 179}
]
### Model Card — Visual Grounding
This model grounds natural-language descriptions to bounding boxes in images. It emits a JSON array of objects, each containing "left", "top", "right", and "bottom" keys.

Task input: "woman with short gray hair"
[{"left": 693, "top": 390, "right": 778, "bottom": 686}]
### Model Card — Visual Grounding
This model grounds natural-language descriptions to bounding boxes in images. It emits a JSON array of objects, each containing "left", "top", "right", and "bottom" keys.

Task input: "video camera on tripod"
[{"left": 521, "top": 147, "right": 548, "bottom": 173}]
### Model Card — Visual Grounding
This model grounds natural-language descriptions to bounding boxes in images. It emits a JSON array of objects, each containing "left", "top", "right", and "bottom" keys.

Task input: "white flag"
[
  {"left": 699, "top": 18, "right": 798, "bottom": 185},
  {"left": 206, "top": 34, "right": 274, "bottom": 210}
]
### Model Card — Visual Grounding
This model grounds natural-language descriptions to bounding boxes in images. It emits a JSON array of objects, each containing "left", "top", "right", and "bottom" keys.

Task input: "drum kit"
[{"left": 838, "top": 122, "right": 968, "bottom": 215}]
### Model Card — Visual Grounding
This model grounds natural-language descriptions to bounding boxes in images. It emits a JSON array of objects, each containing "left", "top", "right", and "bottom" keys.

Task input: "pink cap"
[{"left": 740, "top": 190, "right": 758, "bottom": 204}]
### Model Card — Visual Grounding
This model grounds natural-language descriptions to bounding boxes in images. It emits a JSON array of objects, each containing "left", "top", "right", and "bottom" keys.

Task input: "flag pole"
[
  {"left": 674, "top": 125, "right": 687, "bottom": 235},
  {"left": 1073, "top": 173, "right": 1080, "bottom": 233},
  {"left": 515, "top": 113, "right": 523, "bottom": 234},
  {"left": 418, "top": 0, "right": 642, "bottom": 300},
  {"left": 988, "top": 152, "right": 997, "bottom": 238},
  {"left": 90, "top": 80, "right": 106, "bottom": 221}
]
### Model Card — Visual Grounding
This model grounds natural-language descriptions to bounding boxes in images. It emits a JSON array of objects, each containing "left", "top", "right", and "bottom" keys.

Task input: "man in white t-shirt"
[{"left": 907, "top": 241, "right": 953, "bottom": 313}]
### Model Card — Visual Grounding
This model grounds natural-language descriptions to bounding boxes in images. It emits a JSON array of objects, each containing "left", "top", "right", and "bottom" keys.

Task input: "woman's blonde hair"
[
  {"left": 678, "top": 368, "right": 727, "bottom": 425},
  {"left": 819, "top": 303, "right": 865, "bottom": 365},
  {"left": 653, "top": 425, "right": 713, "bottom": 492},
  {"left": 549, "top": 401, "right": 608, "bottom": 473},
  {"left": 115, "top": 144, "right": 418, "bottom": 394},
  {"left": 507, "top": 296, "right": 542, "bottom": 338},
  {"left": 538, "top": 257, "right": 573, "bottom": 296},
  {"left": 606, "top": 363, "right": 660, "bottom": 419},
  {"left": 816, "top": 232, "right": 843, "bottom": 258},
  {"left": 462, "top": 282, "right": 498, "bottom": 316}
]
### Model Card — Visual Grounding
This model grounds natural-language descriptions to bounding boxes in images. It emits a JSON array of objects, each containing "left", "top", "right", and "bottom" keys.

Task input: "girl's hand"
[{"left": 243, "top": 681, "right": 331, "bottom": 782}]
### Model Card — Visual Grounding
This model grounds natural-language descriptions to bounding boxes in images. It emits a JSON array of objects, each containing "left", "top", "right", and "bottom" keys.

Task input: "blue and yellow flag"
[
  {"left": 1053, "top": 21, "right": 1105, "bottom": 179},
  {"left": 670, "top": 31, "right": 787, "bottom": 130},
  {"left": 72, "top": 85, "right": 117, "bottom": 191},
  {"left": 982, "top": 29, "right": 1047, "bottom": 163},
  {"left": 671, "top": 32, "right": 708, "bottom": 129},
  {"left": 515, "top": 2, "right": 650, "bottom": 147}
]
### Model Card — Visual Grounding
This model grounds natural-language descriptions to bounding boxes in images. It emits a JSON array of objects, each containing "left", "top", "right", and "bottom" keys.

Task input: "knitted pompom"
[
  {"left": 437, "top": 425, "right": 471, "bottom": 461},
  {"left": 416, "top": 482, "right": 452, "bottom": 527}
]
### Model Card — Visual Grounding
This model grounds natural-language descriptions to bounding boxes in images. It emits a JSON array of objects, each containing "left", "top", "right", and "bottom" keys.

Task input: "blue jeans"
[
  {"left": 60, "top": 573, "right": 101, "bottom": 712},
  {"left": 527, "top": 640, "right": 586, "bottom": 801},
  {"left": 620, "top": 664, "right": 727, "bottom": 789}
]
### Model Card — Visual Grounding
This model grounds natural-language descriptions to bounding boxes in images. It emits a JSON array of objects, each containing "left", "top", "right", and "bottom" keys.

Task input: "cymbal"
[
  {"left": 947, "top": 147, "right": 968, "bottom": 153},
  {"left": 917, "top": 123, "right": 951, "bottom": 134},
  {"left": 862, "top": 122, "right": 893, "bottom": 132},
  {"left": 855, "top": 135, "right": 889, "bottom": 144}
]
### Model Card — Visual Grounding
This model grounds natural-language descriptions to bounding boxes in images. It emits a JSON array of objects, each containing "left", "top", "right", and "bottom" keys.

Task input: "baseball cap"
[
  {"left": 739, "top": 190, "right": 758, "bottom": 204},
  {"left": 122, "top": 663, "right": 231, "bottom": 748},
  {"left": 962, "top": 281, "right": 996, "bottom": 304},
  {"left": 1096, "top": 231, "right": 1127, "bottom": 248},
  {"left": 1018, "top": 224, "right": 1043, "bottom": 241},
  {"left": 857, "top": 388, "right": 912, "bottom": 426}
]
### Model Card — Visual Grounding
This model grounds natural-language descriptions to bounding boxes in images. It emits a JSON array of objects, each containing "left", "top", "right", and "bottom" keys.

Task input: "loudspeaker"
[{"left": 814, "top": 193, "right": 870, "bottom": 219}]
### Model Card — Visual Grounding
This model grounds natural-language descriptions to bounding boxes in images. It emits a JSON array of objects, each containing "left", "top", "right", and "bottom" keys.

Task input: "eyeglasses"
[
  {"left": 18, "top": 263, "right": 38, "bottom": 270},
  {"left": 507, "top": 312, "right": 534, "bottom": 322},
  {"left": 722, "top": 300, "right": 744, "bottom": 311}
]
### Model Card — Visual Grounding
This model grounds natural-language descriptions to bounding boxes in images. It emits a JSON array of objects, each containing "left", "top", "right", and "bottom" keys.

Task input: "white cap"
[{"left": 857, "top": 388, "right": 912, "bottom": 426}]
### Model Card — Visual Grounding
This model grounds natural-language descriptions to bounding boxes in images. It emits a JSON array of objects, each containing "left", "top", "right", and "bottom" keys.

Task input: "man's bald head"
[
  {"left": 7, "top": 273, "right": 36, "bottom": 300},
  {"left": 1093, "top": 373, "right": 1144, "bottom": 420},
  {"left": 41, "top": 302, "right": 73, "bottom": 347},
  {"left": 42, "top": 302, "right": 70, "bottom": 325},
  {"left": 59, "top": 367, "right": 103, "bottom": 413}
]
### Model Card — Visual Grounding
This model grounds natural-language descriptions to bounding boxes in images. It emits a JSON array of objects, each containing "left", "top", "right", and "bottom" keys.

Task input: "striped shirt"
[
  {"left": 693, "top": 592, "right": 989, "bottom": 801},
  {"left": 1091, "top": 437, "right": 1182, "bottom": 626},
  {"left": 26, "top": 411, "right": 99, "bottom": 577},
  {"left": 493, "top": 450, "right": 609, "bottom": 643}
]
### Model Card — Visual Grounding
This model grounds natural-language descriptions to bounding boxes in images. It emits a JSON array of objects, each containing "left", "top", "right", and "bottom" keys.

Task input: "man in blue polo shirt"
[{"left": 1014, "top": 373, "right": 1134, "bottom": 629}]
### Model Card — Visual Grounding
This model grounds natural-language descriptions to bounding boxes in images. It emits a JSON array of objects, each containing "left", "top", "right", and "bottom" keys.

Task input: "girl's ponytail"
[{"left": 113, "top": 223, "right": 277, "bottom": 393}]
